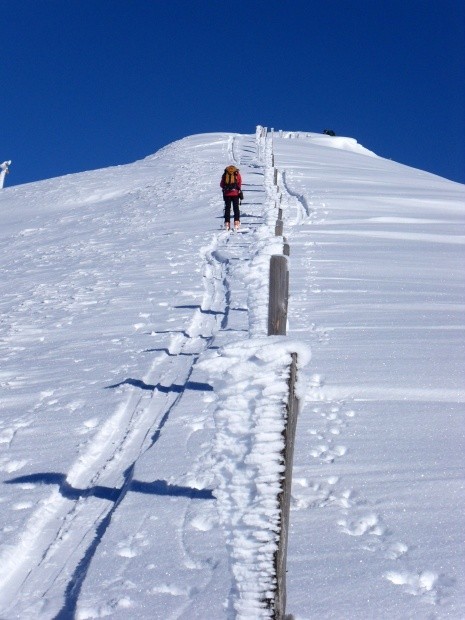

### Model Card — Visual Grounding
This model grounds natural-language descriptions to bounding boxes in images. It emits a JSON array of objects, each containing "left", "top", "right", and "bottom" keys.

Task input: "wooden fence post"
[
  {"left": 274, "top": 352, "right": 299, "bottom": 620},
  {"left": 266, "top": 198, "right": 298, "bottom": 618},
  {"left": 268, "top": 255, "right": 289, "bottom": 336}
]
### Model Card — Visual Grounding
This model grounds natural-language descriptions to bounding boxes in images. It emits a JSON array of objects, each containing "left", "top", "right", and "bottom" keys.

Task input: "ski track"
[{"left": 0, "top": 134, "right": 268, "bottom": 618}]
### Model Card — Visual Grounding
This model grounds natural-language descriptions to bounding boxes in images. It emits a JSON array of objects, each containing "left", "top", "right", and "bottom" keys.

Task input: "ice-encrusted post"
[
  {"left": 274, "top": 351, "right": 299, "bottom": 620},
  {"left": 0, "top": 161, "right": 11, "bottom": 189},
  {"left": 201, "top": 340, "right": 308, "bottom": 620}
]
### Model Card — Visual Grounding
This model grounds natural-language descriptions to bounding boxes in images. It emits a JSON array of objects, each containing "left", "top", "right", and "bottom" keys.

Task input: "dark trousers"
[{"left": 224, "top": 196, "right": 240, "bottom": 223}]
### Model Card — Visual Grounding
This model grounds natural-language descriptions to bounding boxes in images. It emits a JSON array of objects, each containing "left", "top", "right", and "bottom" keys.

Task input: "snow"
[
  {"left": 199, "top": 337, "right": 310, "bottom": 618},
  {"left": 0, "top": 127, "right": 464, "bottom": 619}
]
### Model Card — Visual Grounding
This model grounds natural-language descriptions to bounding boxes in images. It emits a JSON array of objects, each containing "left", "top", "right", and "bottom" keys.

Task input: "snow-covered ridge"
[{"left": 0, "top": 127, "right": 464, "bottom": 619}]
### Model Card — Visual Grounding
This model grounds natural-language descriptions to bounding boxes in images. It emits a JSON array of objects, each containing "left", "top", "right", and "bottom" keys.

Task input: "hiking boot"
[
  {"left": 225, "top": 222, "right": 230, "bottom": 230},
  {"left": 234, "top": 221, "right": 240, "bottom": 231}
]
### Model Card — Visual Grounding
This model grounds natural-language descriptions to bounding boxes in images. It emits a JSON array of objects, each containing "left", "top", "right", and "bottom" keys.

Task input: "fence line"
[{"left": 258, "top": 126, "right": 300, "bottom": 620}]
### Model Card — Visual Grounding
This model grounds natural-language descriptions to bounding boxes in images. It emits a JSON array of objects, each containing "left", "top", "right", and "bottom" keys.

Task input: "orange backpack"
[{"left": 222, "top": 165, "right": 239, "bottom": 191}]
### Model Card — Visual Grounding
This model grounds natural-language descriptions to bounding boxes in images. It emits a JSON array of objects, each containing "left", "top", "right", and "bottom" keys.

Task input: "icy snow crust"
[{"left": 0, "top": 129, "right": 464, "bottom": 619}]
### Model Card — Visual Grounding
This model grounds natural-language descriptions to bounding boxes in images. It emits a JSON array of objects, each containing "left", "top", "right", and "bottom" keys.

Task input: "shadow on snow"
[
  {"left": 4, "top": 373, "right": 215, "bottom": 618},
  {"left": 5, "top": 469, "right": 214, "bottom": 619},
  {"left": 5, "top": 471, "right": 214, "bottom": 502},
  {"left": 105, "top": 377, "right": 213, "bottom": 392}
]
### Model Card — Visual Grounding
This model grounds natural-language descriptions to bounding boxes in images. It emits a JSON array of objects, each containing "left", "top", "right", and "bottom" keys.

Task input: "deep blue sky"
[{"left": 2, "top": 0, "right": 464, "bottom": 187}]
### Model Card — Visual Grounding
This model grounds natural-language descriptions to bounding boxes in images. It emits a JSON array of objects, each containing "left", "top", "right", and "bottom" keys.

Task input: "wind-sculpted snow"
[
  {"left": 0, "top": 127, "right": 464, "bottom": 619},
  {"left": 278, "top": 131, "right": 379, "bottom": 158},
  {"left": 199, "top": 337, "right": 310, "bottom": 618}
]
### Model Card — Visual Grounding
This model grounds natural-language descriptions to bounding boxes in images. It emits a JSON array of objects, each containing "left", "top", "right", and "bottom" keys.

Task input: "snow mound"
[{"left": 278, "top": 130, "right": 378, "bottom": 157}]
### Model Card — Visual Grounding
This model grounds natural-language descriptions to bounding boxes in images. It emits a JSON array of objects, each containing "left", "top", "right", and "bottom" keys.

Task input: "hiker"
[{"left": 220, "top": 165, "right": 242, "bottom": 231}]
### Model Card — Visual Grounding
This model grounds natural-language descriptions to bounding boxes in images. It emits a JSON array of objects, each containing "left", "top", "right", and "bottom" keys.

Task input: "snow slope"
[
  {"left": 0, "top": 128, "right": 464, "bottom": 619},
  {"left": 273, "top": 132, "right": 465, "bottom": 619}
]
